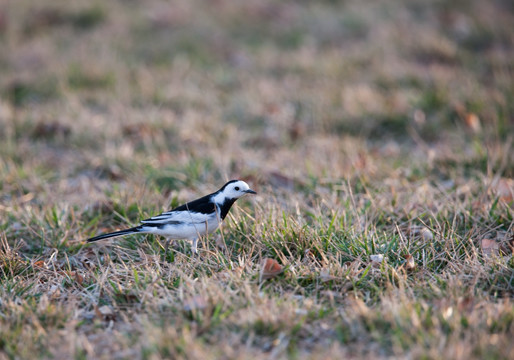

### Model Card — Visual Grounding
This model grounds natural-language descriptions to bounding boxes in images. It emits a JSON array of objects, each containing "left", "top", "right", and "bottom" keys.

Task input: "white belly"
[{"left": 140, "top": 212, "right": 221, "bottom": 240}]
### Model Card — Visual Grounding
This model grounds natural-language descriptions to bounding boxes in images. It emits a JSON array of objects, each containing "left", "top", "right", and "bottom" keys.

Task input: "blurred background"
[
  {"left": 1, "top": 2, "right": 513, "bottom": 358},
  {"left": 0, "top": 0, "right": 513, "bottom": 206}
]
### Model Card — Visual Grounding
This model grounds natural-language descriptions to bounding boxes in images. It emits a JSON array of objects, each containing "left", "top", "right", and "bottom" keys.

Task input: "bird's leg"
[
  {"left": 191, "top": 238, "right": 198, "bottom": 256},
  {"left": 164, "top": 237, "right": 172, "bottom": 260}
]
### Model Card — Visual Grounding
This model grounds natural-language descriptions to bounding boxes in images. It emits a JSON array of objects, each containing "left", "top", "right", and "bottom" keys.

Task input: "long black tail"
[{"left": 87, "top": 226, "right": 142, "bottom": 242}]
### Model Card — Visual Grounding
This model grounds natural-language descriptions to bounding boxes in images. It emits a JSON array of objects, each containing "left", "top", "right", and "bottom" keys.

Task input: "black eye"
[{"left": 235, "top": 186, "right": 240, "bottom": 191}]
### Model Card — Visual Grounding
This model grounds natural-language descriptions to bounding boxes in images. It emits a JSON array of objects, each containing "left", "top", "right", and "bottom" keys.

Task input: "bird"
[{"left": 87, "top": 179, "right": 257, "bottom": 256}]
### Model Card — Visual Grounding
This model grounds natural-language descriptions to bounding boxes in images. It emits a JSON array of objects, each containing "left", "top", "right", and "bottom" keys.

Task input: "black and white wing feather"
[{"left": 140, "top": 194, "right": 218, "bottom": 226}]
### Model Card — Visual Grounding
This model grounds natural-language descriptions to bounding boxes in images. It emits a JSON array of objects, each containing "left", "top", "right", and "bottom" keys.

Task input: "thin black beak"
[{"left": 245, "top": 189, "right": 257, "bottom": 194}]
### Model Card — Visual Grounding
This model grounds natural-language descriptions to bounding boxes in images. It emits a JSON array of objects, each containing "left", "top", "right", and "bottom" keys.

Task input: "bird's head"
[{"left": 219, "top": 180, "right": 257, "bottom": 200}]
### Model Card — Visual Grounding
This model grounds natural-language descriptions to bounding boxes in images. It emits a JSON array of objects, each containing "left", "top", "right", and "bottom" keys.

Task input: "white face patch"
[{"left": 213, "top": 180, "right": 252, "bottom": 203}]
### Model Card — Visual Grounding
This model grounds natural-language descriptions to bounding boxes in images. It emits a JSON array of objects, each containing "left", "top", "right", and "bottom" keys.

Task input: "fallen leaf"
[
  {"left": 404, "top": 254, "right": 416, "bottom": 270},
  {"left": 95, "top": 305, "right": 116, "bottom": 321},
  {"left": 18, "top": 192, "right": 35, "bottom": 203},
  {"left": 454, "top": 103, "right": 481, "bottom": 134},
  {"left": 464, "top": 113, "right": 481, "bottom": 133},
  {"left": 481, "top": 238, "right": 499, "bottom": 258},
  {"left": 33, "top": 260, "right": 46, "bottom": 268},
  {"left": 495, "top": 178, "right": 514, "bottom": 204},
  {"left": 260, "top": 258, "right": 283, "bottom": 281},
  {"left": 69, "top": 271, "right": 84, "bottom": 285},
  {"left": 457, "top": 296, "right": 474, "bottom": 313}
]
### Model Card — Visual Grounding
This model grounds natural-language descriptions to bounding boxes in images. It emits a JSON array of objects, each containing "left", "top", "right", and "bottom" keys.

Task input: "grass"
[{"left": 1, "top": 0, "right": 513, "bottom": 358}]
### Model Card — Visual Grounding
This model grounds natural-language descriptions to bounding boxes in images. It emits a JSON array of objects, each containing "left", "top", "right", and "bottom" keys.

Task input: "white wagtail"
[{"left": 87, "top": 180, "right": 256, "bottom": 255}]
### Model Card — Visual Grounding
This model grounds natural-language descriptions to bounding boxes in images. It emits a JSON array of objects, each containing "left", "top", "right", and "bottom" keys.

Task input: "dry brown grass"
[{"left": 1, "top": 0, "right": 513, "bottom": 359}]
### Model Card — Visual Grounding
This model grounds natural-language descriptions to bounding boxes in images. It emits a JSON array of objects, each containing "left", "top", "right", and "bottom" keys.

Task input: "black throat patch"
[{"left": 218, "top": 198, "right": 237, "bottom": 220}]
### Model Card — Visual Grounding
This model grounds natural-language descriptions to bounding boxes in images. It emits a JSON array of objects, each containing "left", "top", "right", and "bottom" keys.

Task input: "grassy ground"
[{"left": 1, "top": 0, "right": 513, "bottom": 359}]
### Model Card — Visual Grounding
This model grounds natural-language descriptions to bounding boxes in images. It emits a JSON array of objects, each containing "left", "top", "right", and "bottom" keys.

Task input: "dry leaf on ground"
[
  {"left": 260, "top": 258, "right": 283, "bottom": 281},
  {"left": 68, "top": 271, "right": 84, "bottom": 285},
  {"left": 33, "top": 260, "right": 46, "bottom": 268},
  {"left": 494, "top": 178, "right": 514, "bottom": 204},
  {"left": 481, "top": 238, "right": 499, "bottom": 258},
  {"left": 464, "top": 113, "right": 481, "bottom": 133},
  {"left": 404, "top": 254, "right": 416, "bottom": 270},
  {"left": 95, "top": 305, "right": 116, "bottom": 321}
]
